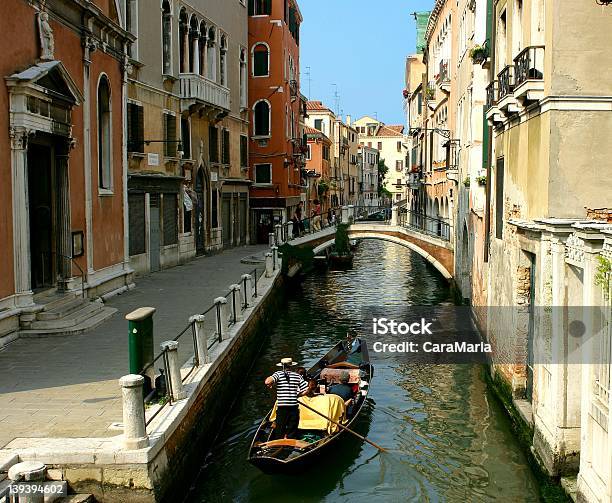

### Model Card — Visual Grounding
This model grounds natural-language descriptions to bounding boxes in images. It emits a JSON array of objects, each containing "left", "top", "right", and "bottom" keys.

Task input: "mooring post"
[
  {"left": 287, "top": 220, "right": 294, "bottom": 240},
  {"left": 271, "top": 245, "right": 279, "bottom": 271},
  {"left": 160, "top": 340, "right": 187, "bottom": 401},
  {"left": 268, "top": 232, "right": 275, "bottom": 247},
  {"left": 275, "top": 224, "right": 283, "bottom": 245},
  {"left": 8, "top": 461, "right": 47, "bottom": 503},
  {"left": 189, "top": 314, "right": 209, "bottom": 365},
  {"left": 119, "top": 374, "right": 149, "bottom": 450},
  {"left": 229, "top": 284, "right": 242, "bottom": 322},
  {"left": 214, "top": 296, "right": 229, "bottom": 340},
  {"left": 391, "top": 205, "right": 398, "bottom": 226},
  {"left": 241, "top": 274, "right": 253, "bottom": 308},
  {"left": 265, "top": 252, "right": 274, "bottom": 277},
  {"left": 341, "top": 206, "right": 349, "bottom": 223}
]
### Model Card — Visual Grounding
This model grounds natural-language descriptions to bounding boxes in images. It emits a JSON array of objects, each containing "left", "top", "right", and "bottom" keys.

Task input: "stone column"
[
  {"left": 9, "top": 128, "right": 33, "bottom": 305},
  {"left": 265, "top": 252, "right": 274, "bottom": 277},
  {"left": 341, "top": 206, "right": 349, "bottom": 223},
  {"left": 275, "top": 224, "right": 283, "bottom": 244},
  {"left": 229, "top": 284, "right": 242, "bottom": 322},
  {"left": 241, "top": 274, "right": 253, "bottom": 308},
  {"left": 55, "top": 142, "right": 72, "bottom": 291},
  {"left": 391, "top": 206, "right": 398, "bottom": 226},
  {"left": 214, "top": 296, "right": 229, "bottom": 341},
  {"left": 192, "top": 33, "right": 200, "bottom": 75},
  {"left": 8, "top": 461, "right": 46, "bottom": 503},
  {"left": 199, "top": 35, "right": 207, "bottom": 76},
  {"left": 182, "top": 24, "right": 189, "bottom": 73},
  {"left": 189, "top": 314, "right": 209, "bottom": 365},
  {"left": 160, "top": 341, "right": 187, "bottom": 401},
  {"left": 271, "top": 245, "right": 279, "bottom": 271},
  {"left": 119, "top": 374, "right": 149, "bottom": 449}
]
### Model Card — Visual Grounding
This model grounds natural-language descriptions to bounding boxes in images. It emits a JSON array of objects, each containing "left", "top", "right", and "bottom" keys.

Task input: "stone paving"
[{"left": 0, "top": 245, "right": 269, "bottom": 448}]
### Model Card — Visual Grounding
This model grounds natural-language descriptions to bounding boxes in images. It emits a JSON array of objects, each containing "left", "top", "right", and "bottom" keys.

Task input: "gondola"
[{"left": 248, "top": 335, "right": 373, "bottom": 473}]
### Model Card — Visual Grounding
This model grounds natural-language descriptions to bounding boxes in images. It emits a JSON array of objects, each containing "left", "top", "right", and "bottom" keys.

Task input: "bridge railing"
[
  {"left": 398, "top": 208, "right": 452, "bottom": 242},
  {"left": 276, "top": 205, "right": 392, "bottom": 243}
]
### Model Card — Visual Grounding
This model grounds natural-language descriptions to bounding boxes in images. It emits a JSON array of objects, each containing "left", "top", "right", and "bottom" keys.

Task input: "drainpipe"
[{"left": 483, "top": 0, "right": 494, "bottom": 263}]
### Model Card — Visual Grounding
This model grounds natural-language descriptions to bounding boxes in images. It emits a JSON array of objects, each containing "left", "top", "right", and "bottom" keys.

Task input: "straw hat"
[{"left": 276, "top": 357, "right": 298, "bottom": 367}]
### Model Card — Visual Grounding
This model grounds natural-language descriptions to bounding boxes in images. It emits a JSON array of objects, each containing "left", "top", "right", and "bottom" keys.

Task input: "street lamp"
[{"left": 408, "top": 127, "right": 452, "bottom": 139}]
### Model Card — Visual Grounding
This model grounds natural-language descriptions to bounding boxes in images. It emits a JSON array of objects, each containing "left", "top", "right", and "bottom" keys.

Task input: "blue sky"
[{"left": 300, "top": 0, "right": 433, "bottom": 126}]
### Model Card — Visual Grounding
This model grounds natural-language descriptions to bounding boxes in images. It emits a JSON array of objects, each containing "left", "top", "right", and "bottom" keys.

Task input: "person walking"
[
  {"left": 265, "top": 357, "right": 308, "bottom": 439},
  {"left": 312, "top": 199, "right": 322, "bottom": 231}
]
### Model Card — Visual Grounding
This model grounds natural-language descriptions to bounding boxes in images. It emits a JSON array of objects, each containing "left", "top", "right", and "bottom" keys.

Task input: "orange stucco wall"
[
  {"left": 248, "top": 0, "right": 302, "bottom": 205},
  {"left": 0, "top": 0, "right": 126, "bottom": 300}
]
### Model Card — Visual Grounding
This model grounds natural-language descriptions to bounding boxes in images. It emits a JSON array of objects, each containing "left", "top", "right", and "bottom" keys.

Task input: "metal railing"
[
  {"left": 486, "top": 81, "right": 498, "bottom": 110},
  {"left": 514, "top": 46, "right": 545, "bottom": 87},
  {"left": 139, "top": 266, "right": 264, "bottom": 430},
  {"left": 498, "top": 65, "right": 515, "bottom": 100},
  {"left": 438, "top": 59, "right": 450, "bottom": 83},
  {"left": 398, "top": 208, "right": 452, "bottom": 242},
  {"left": 40, "top": 251, "right": 87, "bottom": 299}
]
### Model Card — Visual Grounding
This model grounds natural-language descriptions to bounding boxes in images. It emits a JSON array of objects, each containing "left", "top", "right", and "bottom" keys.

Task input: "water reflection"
[{"left": 187, "top": 241, "right": 539, "bottom": 503}]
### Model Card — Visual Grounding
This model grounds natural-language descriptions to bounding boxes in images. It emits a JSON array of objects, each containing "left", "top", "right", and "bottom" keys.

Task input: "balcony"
[
  {"left": 497, "top": 65, "right": 520, "bottom": 116},
  {"left": 179, "top": 73, "right": 230, "bottom": 112},
  {"left": 437, "top": 59, "right": 451, "bottom": 93},
  {"left": 513, "top": 46, "right": 545, "bottom": 104},
  {"left": 289, "top": 79, "right": 298, "bottom": 100},
  {"left": 485, "top": 81, "right": 503, "bottom": 125}
]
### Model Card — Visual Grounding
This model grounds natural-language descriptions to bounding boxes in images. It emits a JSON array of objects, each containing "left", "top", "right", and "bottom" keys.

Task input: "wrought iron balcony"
[
  {"left": 498, "top": 65, "right": 515, "bottom": 100},
  {"left": 513, "top": 46, "right": 545, "bottom": 103},
  {"left": 486, "top": 81, "right": 498, "bottom": 110},
  {"left": 179, "top": 73, "right": 230, "bottom": 111}
]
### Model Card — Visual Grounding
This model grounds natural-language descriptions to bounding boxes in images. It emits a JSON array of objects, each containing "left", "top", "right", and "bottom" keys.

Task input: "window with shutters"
[
  {"left": 162, "top": 1, "right": 171, "bottom": 74},
  {"left": 397, "top": 141, "right": 402, "bottom": 152},
  {"left": 162, "top": 194, "right": 178, "bottom": 245},
  {"left": 181, "top": 117, "right": 191, "bottom": 159},
  {"left": 209, "top": 125, "right": 219, "bottom": 163},
  {"left": 252, "top": 43, "right": 269, "bottom": 77},
  {"left": 254, "top": 100, "right": 271, "bottom": 137},
  {"left": 128, "top": 194, "right": 146, "bottom": 255},
  {"left": 248, "top": 0, "right": 271, "bottom": 16},
  {"left": 240, "top": 135, "right": 248, "bottom": 167},
  {"left": 222, "top": 129, "right": 230, "bottom": 164},
  {"left": 164, "top": 112, "right": 177, "bottom": 157},
  {"left": 377, "top": 142, "right": 382, "bottom": 150},
  {"left": 127, "top": 102, "right": 144, "bottom": 154}
]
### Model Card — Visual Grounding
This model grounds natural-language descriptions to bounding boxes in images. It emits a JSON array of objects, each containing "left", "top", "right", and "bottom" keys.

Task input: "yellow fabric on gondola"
[{"left": 269, "top": 394, "right": 346, "bottom": 434}]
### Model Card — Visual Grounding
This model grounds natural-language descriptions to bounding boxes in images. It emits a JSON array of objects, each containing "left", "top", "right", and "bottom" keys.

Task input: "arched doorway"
[{"left": 195, "top": 167, "right": 207, "bottom": 255}]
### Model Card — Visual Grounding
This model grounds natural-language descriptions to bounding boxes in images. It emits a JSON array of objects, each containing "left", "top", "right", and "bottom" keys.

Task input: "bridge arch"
[{"left": 312, "top": 232, "right": 452, "bottom": 280}]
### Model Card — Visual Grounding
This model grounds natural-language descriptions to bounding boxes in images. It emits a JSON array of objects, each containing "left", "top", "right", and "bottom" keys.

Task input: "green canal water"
[{"left": 187, "top": 240, "right": 540, "bottom": 502}]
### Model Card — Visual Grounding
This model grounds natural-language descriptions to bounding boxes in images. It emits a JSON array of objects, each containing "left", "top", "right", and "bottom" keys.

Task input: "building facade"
[
  {"left": 358, "top": 144, "right": 379, "bottom": 208},
  {"left": 1, "top": 0, "right": 133, "bottom": 336},
  {"left": 125, "top": 0, "right": 250, "bottom": 275},
  {"left": 248, "top": 0, "right": 304, "bottom": 244},
  {"left": 353, "top": 116, "right": 409, "bottom": 204},
  {"left": 304, "top": 125, "right": 331, "bottom": 215}
]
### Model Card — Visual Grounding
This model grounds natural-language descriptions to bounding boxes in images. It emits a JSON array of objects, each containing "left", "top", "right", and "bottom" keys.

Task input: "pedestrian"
[
  {"left": 312, "top": 199, "right": 322, "bottom": 231},
  {"left": 265, "top": 357, "right": 308, "bottom": 440},
  {"left": 327, "top": 208, "right": 333, "bottom": 227},
  {"left": 295, "top": 202, "right": 305, "bottom": 235}
]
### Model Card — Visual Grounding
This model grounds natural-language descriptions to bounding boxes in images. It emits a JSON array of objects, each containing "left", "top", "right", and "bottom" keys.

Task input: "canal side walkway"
[{"left": 0, "top": 245, "right": 268, "bottom": 449}]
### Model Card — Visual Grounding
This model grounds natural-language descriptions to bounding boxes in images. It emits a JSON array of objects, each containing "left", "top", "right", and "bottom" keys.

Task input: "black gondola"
[{"left": 248, "top": 336, "right": 373, "bottom": 473}]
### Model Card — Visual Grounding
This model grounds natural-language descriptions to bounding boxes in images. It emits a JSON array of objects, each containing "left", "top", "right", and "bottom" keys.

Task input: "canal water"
[{"left": 187, "top": 241, "right": 540, "bottom": 502}]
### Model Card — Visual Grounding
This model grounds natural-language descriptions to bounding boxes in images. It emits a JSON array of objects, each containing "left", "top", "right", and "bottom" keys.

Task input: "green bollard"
[{"left": 126, "top": 307, "right": 156, "bottom": 375}]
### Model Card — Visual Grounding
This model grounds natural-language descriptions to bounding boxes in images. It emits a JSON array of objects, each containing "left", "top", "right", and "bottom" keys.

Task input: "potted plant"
[
  {"left": 476, "top": 175, "right": 487, "bottom": 186},
  {"left": 463, "top": 177, "right": 471, "bottom": 187},
  {"left": 470, "top": 44, "right": 488, "bottom": 64}
]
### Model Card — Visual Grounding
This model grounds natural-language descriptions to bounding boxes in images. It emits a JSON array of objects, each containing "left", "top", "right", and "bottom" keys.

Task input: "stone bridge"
[{"left": 276, "top": 209, "right": 455, "bottom": 280}]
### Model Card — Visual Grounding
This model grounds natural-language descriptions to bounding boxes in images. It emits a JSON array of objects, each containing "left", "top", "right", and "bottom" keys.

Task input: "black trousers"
[{"left": 272, "top": 406, "right": 299, "bottom": 439}]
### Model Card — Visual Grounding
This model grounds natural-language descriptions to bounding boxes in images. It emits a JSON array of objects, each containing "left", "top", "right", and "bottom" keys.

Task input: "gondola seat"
[{"left": 320, "top": 367, "right": 360, "bottom": 384}]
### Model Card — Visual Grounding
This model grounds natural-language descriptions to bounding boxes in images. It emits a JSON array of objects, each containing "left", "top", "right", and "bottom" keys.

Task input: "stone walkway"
[{"left": 0, "top": 245, "right": 268, "bottom": 448}]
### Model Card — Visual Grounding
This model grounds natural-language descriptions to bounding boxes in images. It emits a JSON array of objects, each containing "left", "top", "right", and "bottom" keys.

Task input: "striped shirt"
[{"left": 271, "top": 370, "right": 308, "bottom": 407}]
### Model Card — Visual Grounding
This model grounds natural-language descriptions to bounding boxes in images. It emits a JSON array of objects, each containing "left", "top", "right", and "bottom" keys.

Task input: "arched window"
[
  {"left": 97, "top": 76, "right": 112, "bottom": 190},
  {"left": 189, "top": 15, "right": 199, "bottom": 73},
  {"left": 239, "top": 47, "right": 247, "bottom": 108},
  {"left": 252, "top": 43, "right": 269, "bottom": 77},
  {"left": 162, "top": 1, "right": 172, "bottom": 74},
  {"left": 254, "top": 100, "right": 270, "bottom": 137},
  {"left": 179, "top": 9, "right": 188, "bottom": 73},
  {"left": 219, "top": 34, "right": 228, "bottom": 86},
  {"left": 207, "top": 27, "right": 217, "bottom": 81}
]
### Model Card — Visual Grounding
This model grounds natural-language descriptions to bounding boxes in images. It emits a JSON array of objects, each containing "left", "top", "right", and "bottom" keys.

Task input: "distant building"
[
  {"left": 353, "top": 117, "right": 409, "bottom": 204},
  {"left": 304, "top": 125, "right": 332, "bottom": 214},
  {"left": 358, "top": 145, "right": 380, "bottom": 208},
  {"left": 248, "top": 0, "right": 304, "bottom": 244}
]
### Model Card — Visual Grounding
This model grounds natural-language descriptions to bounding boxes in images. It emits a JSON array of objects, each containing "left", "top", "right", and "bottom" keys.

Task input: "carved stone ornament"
[
  {"left": 9, "top": 128, "right": 34, "bottom": 150},
  {"left": 565, "top": 233, "right": 585, "bottom": 266},
  {"left": 38, "top": 10, "right": 55, "bottom": 61}
]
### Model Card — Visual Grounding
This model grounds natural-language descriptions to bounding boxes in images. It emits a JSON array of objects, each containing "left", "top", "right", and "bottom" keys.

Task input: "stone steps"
[
  {"left": 30, "top": 302, "right": 105, "bottom": 330},
  {"left": 19, "top": 306, "right": 117, "bottom": 337},
  {"left": 38, "top": 297, "right": 86, "bottom": 320}
]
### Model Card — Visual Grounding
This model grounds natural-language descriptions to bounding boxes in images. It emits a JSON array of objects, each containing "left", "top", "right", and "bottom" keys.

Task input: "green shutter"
[
  {"left": 165, "top": 114, "right": 176, "bottom": 157},
  {"left": 254, "top": 49, "right": 268, "bottom": 76},
  {"left": 264, "top": 0, "right": 271, "bottom": 14},
  {"left": 248, "top": 0, "right": 254, "bottom": 15}
]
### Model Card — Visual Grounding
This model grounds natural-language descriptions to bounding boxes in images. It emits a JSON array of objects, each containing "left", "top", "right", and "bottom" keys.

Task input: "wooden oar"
[{"left": 298, "top": 399, "right": 386, "bottom": 452}]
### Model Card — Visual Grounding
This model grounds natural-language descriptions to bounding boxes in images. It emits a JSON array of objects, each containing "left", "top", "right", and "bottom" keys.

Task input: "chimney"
[{"left": 346, "top": 115, "right": 352, "bottom": 126}]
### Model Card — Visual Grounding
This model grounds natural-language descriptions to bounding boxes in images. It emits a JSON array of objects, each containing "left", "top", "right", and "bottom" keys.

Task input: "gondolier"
[{"left": 265, "top": 357, "right": 308, "bottom": 440}]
